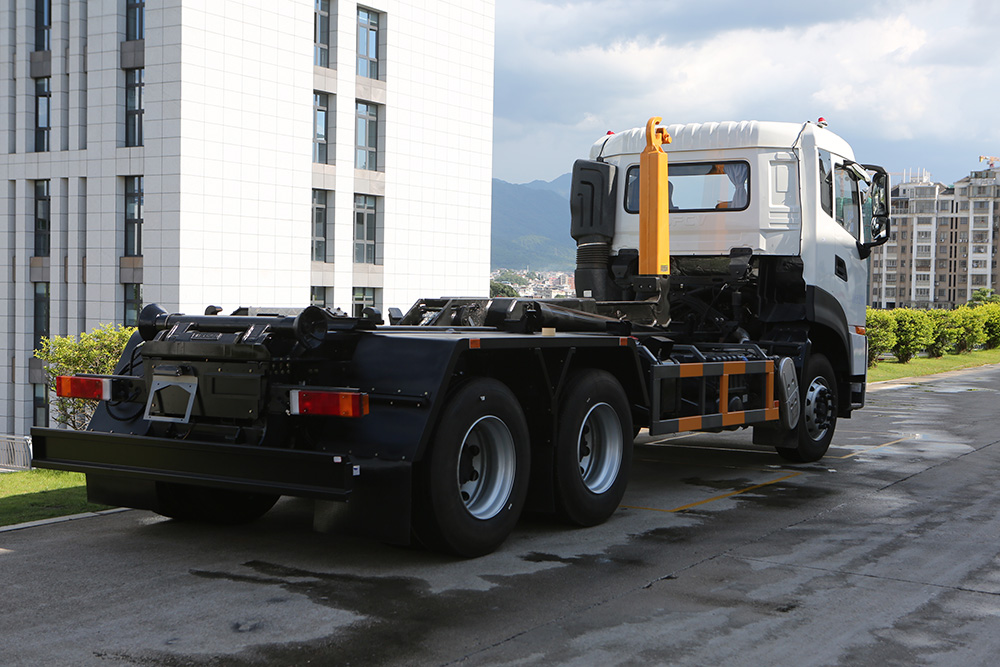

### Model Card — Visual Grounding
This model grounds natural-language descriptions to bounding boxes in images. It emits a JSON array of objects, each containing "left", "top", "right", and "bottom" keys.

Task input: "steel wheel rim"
[
  {"left": 803, "top": 376, "right": 833, "bottom": 441},
  {"left": 576, "top": 402, "right": 623, "bottom": 495},
  {"left": 457, "top": 416, "right": 516, "bottom": 520}
]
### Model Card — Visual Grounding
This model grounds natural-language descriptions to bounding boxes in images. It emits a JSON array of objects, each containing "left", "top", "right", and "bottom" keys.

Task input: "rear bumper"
[{"left": 30, "top": 427, "right": 355, "bottom": 501}]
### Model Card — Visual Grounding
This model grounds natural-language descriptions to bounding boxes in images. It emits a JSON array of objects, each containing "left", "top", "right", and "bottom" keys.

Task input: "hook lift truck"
[{"left": 32, "top": 118, "right": 890, "bottom": 557}]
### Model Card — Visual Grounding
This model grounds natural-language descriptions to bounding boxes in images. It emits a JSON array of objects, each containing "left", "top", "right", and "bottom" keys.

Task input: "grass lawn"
[
  {"left": 0, "top": 469, "right": 110, "bottom": 528},
  {"left": 867, "top": 347, "right": 1000, "bottom": 383}
]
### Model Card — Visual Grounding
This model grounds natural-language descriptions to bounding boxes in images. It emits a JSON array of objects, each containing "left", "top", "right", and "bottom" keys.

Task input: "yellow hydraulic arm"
[{"left": 639, "top": 117, "right": 672, "bottom": 276}]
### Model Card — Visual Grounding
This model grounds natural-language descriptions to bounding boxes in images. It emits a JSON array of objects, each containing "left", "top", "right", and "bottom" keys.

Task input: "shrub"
[
  {"left": 34, "top": 323, "right": 136, "bottom": 430},
  {"left": 865, "top": 307, "right": 896, "bottom": 367},
  {"left": 979, "top": 302, "right": 1000, "bottom": 349},
  {"left": 925, "top": 308, "right": 958, "bottom": 357},
  {"left": 952, "top": 306, "right": 987, "bottom": 354},
  {"left": 889, "top": 308, "right": 932, "bottom": 363}
]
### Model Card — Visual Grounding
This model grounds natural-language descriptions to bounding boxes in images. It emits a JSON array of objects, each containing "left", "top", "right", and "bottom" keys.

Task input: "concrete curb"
[{"left": 0, "top": 507, "right": 130, "bottom": 533}]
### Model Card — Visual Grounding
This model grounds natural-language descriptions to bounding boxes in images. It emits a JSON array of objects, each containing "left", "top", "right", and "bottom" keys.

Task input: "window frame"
[
  {"left": 623, "top": 160, "right": 751, "bottom": 214},
  {"left": 312, "top": 189, "right": 331, "bottom": 262},
  {"left": 352, "top": 286, "right": 379, "bottom": 317},
  {"left": 126, "top": 0, "right": 145, "bottom": 41},
  {"left": 34, "top": 180, "right": 50, "bottom": 257},
  {"left": 34, "top": 77, "right": 51, "bottom": 153},
  {"left": 315, "top": 0, "right": 331, "bottom": 67},
  {"left": 355, "top": 101, "right": 379, "bottom": 171},
  {"left": 34, "top": 281, "right": 50, "bottom": 351},
  {"left": 35, "top": 0, "right": 51, "bottom": 51},
  {"left": 124, "top": 176, "right": 144, "bottom": 257},
  {"left": 125, "top": 68, "right": 144, "bottom": 147},
  {"left": 354, "top": 194, "right": 379, "bottom": 265},
  {"left": 123, "top": 283, "right": 142, "bottom": 326},
  {"left": 313, "top": 92, "right": 331, "bottom": 164},
  {"left": 357, "top": 8, "right": 380, "bottom": 80}
]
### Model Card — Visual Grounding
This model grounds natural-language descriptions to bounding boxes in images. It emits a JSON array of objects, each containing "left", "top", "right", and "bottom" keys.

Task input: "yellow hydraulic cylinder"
[{"left": 639, "top": 117, "right": 672, "bottom": 276}]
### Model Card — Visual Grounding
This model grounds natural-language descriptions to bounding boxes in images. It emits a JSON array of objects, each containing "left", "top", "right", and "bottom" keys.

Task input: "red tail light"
[
  {"left": 56, "top": 376, "right": 111, "bottom": 400},
  {"left": 289, "top": 389, "right": 369, "bottom": 417}
]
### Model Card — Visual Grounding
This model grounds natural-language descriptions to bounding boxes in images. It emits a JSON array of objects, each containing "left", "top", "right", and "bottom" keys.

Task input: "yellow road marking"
[
  {"left": 830, "top": 436, "right": 912, "bottom": 459},
  {"left": 622, "top": 472, "right": 803, "bottom": 513}
]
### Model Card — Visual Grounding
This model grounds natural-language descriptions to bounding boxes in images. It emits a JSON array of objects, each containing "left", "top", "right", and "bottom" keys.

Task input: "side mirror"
[{"left": 858, "top": 165, "right": 890, "bottom": 258}]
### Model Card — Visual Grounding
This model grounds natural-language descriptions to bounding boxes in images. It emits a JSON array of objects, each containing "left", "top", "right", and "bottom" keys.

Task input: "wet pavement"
[{"left": 5, "top": 364, "right": 1000, "bottom": 665}]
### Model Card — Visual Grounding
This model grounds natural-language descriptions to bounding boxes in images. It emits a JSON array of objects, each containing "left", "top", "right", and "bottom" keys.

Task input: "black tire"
[
  {"left": 412, "top": 378, "right": 530, "bottom": 557},
  {"left": 554, "top": 370, "right": 634, "bottom": 526},
  {"left": 776, "top": 353, "right": 838, "bottom": 463},
  {"left": 155, "top": 483, "right": 279, "bottom": 524}
]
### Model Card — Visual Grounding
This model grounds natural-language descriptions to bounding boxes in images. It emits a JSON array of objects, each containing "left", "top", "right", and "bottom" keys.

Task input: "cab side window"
[
  {"left": 818, "top": 149, "right": 833, "bottom": 218},
  {"left": 834, "top": 165, "right": 861, "bottom": 238}
]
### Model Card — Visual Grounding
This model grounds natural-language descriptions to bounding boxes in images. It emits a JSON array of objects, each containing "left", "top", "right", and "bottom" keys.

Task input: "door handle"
[{"left": 835, "top": 256, "right": 848, "bottom": 282}]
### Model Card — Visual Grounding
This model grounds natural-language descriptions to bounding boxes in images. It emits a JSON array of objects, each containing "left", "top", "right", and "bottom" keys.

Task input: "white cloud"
[{"left": 494, "top": 0, "right": 1000, "bottom": 185}]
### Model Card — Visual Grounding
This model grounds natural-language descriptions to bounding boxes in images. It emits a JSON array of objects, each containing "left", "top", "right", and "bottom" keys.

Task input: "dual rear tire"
[{"left": 414, "top": 370, "right": 634, "bottom": 557}]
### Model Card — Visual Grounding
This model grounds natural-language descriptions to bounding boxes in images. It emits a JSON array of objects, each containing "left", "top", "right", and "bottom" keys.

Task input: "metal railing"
[{"left": 0, "top": 435, "right": 32, "bottom": 470}]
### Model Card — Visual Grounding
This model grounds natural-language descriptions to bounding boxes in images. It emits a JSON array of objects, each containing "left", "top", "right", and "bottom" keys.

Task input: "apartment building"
[
  {"left": 0, "top": 0, "right": 495, "bottom": 436},
  {"left": 870, "top": 167, "right": 1000, "bottom": 310}
]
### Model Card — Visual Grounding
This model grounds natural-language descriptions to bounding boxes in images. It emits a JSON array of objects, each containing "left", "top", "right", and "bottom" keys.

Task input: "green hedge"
[
  {"left": 865, "top": 303, "right": 999, "bottom": 366},
  {"left": 865, "top": 307, "right": 896, "bottom": 367}
]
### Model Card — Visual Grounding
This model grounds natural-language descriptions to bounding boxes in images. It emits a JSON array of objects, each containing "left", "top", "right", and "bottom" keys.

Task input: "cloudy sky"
[{"left": 491, "top": 0, "right": 1000, "bottom": 187}]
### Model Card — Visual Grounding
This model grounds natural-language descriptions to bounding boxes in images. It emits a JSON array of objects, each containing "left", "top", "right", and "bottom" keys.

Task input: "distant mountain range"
[{"left": 491, "top": 174, "right": 575, "bottom": 271}]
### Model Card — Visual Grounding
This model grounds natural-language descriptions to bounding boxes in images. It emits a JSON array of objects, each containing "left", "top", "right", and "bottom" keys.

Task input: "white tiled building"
[
  {"left": 869, "top": 167, "right": 1000, "bottom": 310},
  {"left": 0, "top": 0, "right": 495, "bottom": 435}
]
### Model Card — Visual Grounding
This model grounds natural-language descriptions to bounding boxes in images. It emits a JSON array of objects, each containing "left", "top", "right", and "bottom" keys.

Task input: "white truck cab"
[{"left": 571, "top": 119, "right": 890, "bottom": 460}]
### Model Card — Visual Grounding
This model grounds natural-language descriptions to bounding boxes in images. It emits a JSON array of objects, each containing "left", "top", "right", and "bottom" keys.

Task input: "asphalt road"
[{"left": 5, "top": 365, "right": 1000, "bottom": 666}]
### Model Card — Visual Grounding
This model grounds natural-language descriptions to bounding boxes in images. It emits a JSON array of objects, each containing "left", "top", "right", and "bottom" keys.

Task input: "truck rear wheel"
[
  {"left": 412, "top": 378, "right": 530, "bottom": 557},
  {"left": 554, "top": 370, "right": 634, "bottom": 526},
  {"left": 775, "top": 353, "right": 837, "bottom": 463},
  {"left": 155, "top": 483, "right": 279, "bottom": 524}
]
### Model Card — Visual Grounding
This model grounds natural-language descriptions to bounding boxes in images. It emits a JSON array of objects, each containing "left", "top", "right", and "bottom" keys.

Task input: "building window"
[
  {"left": 125, "top": 68, "right": 144, "bottom": 147},
  {"left": 312, "top": 189, "right": 331, "bottom": 262},
  {"left": 34, "top": 383, "right": 48, "bottom": 427},
  {"left": 315, "top": 0, "right": 331, "bottom": 67},
  {"left": 352, "top": 287, "right": 379, "bottom": 317},
  {"left": 354, "top": 194, "right": 379, "bottom": 264},
  {"left": 355, "top": 102, "right": 378, "bottom": 170},
  {"left": 313, "top": 92, "right": 332, "bottom": 164},
  {"left": 35, "top": 0, "right": 51, "bottom": 51},
  {"left": 310, "top": 286, "right": 327, "bottom": 307},
  {"left": 34, "top": 281, "right": 49, "bottom": 351},
  {"left": 124, "top": 283, "right": 142, "bottom": 326},
  {"left": 357, "top": 8, "right": 380, "bottom": 79},
  {"left": 126, "top": 0, "right": 145, "bottom": 41},
  {"left": 125, "top": 176, "right": 143, "bottom": 256},
  {"left": 34, "top": 180, "right": 50, "bottom": 257},
  {"left": 35, "top": 77, "right": 51, "bottom": 152}
]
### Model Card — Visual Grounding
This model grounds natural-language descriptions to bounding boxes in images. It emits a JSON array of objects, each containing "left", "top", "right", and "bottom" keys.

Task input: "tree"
[
  {"left": 969, "top": 287, "right": 1000, "bottom": 306},
  {"left": 890, "top": 308, "right": 932, "bottom": 364},
  {"left": 34, "top": 323, "right": 136, "bottom": 430},
  {"left": 492, "top": 269, "right": 528, "bottom": 286},
  {"left": 490, "top": 280, "right": 519, "bottom": 298}
]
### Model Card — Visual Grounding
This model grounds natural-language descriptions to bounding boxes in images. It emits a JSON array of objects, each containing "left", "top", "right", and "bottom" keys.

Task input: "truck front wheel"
[
  {"left": 413, "top": 377, "right": 530, "bottom": 557},
  {"left": 776, "top": 353, "right": 838, "bottom": 463},
  {"left": 554, "top": 370, "right": 634, "bottom": 526}
]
